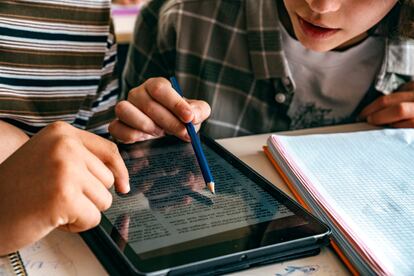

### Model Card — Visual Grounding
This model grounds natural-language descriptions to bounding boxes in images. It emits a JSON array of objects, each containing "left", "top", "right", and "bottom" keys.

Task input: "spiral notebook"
[
  {"left": 264, "top": 128, "right": 414, "bottom": 275},
  {"left": 0, "top": 252, "right": 27, "bottom": 276}
]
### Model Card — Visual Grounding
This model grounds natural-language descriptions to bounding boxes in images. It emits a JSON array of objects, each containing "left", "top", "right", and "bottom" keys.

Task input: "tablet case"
[
  {"left": 81, "top": 228, "right": 328, "bottom": 275},
  {"left": 80, "top": 135, "right": 331, "bottom": 275}
]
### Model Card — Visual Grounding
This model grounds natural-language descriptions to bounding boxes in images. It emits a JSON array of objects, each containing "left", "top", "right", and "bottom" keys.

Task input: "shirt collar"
[{"left": 375, "top": 37, "right": 414, "bottom": 94}]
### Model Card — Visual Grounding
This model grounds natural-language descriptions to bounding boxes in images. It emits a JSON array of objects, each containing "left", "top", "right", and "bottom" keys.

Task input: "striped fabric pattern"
[{"left": 0, "top": 0, "right": 119, "bottom": 135}]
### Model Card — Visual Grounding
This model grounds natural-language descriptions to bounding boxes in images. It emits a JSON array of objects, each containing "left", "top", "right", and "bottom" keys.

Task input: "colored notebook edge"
[{"left": 263, "top": 145, "right": 359, "bottom": 276}]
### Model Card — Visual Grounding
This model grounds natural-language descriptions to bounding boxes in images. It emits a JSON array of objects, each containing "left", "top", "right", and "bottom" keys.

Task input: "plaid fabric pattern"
[{"left": 123, "top": 0, "right": 414, "bottom": 139}]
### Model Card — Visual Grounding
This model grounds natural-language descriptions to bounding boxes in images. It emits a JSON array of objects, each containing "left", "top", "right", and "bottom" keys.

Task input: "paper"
[
  {"left": 269, "top": 129, "right": 414, "bottom": 275},
  {"left": 105, "top": 141, "right": 295, "bottom": 255},
  {"left": 230, "top": 247, "right": 348, "bottom": 276},
  {"left": 18, "top": 231, "right": 106, "bottom": 276},
  {"left": 0, "top": 257, "right": 14, "bottom": 276}
]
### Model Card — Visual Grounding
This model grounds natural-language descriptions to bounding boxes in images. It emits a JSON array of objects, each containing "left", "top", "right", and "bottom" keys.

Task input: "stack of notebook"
[{"left": 264, "top": 128, "right": 414, "bottom": 275}]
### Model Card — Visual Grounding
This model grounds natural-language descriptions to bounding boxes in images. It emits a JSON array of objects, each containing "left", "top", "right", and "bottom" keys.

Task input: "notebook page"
[
  {"left": 271, "top": 129, "right": 414, "bottom": 275},
  {"left": 19, "top": 230, "right": 107, "bottom": 276},
  {"left": 0, "top": 256, "right": 14, "bottom": 276}
]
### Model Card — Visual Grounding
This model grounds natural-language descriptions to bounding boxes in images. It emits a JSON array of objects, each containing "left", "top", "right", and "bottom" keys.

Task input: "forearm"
[
  {"left": 0, "top": 121, "right": 29, "bottom": 254},
  {"left": 0, "top": 120, "right": 29, "bottom": 163}
]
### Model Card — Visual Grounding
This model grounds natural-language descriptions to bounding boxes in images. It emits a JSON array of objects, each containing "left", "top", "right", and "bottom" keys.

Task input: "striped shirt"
[
  {"left": 0, "top": 0, "right": 119, "bottom": 135},
  {"left": 124, "top": 0, "right": 414, "bottom": 139}
]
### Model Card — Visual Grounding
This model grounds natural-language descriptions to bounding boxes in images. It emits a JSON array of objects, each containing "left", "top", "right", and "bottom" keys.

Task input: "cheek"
[
  {"left": 345, "top": 1, "right": 397, "bottom": 34},
  {"left": 283, "top": 0, "right": 307, "bottom": 15}
]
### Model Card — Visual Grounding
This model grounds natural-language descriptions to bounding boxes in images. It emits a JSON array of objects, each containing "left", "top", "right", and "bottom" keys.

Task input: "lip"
[{"left": 297, "top": 15, "right": 340, "bottom": 39}]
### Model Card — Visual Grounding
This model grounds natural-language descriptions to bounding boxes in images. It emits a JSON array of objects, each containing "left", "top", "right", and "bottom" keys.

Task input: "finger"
[
  {"left": 129, "top": 86, "right": 189, "bottom": 140},
  {"left": 183, "top": 195, "right": 192, "bottom": 205},
  {"left": 109, "top": 119, "right": 161, "bottom": 144},
  {"left": 187, "top": 99, "right": 211, "bottom": 124},
  {"left": 390, "top": 119, "right": 414, "bottom": 128},
  {"left": 75, "top": 129, "right": 130, "bottom": 194},
  {"left": 114, "top": 100, "right": 164, "bottom": 137},
  {"left": 187, "top": 172, "right": 205, "bottom": 192},
  {"left": 82, "top": 171, "right": 113, "bottom": 212},
  {"left": 82, "top": 146, "right": 115, "bottom": 189},
  {"left": 117, "top": 214, "right": 130, "bottom": 241},
  {"left": 367, "top": 103, "right": 414, "bottom": 125},
  {"left": 128, "top": 77, "right": 193, "bottom": 124},
  {"left": 397, "top": 82, "right": 414, "bottom": 91},
  {"left": 360, "top": 93, "right": 414, "bottom": 119},
  {"left": 59, "top": 195, "right": 102, "bottom": 232},
  {"left": 143, "top": 77, "right": 194, "bottom": 123}
]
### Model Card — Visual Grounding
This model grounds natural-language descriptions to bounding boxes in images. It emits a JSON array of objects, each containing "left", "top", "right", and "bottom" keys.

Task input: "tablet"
[{"left": 81, "top": 135, "right": 330, "bottom": 275}]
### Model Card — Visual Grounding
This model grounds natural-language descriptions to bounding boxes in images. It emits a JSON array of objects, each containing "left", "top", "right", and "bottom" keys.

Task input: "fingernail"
[
  {"left": 120, "top": 180, "right": 130, "bottom": 194},
  {"left": 125, "top": 176, "right": 131, "bottom": 193},
  {"left": 182, "top": 109, "right": 193, "bottom": 121},
  {"left": 125, "top": 184, "right": 131, "bottom": 193},
  {"left": 185, "top": 133, "right": 191, "bottom": 141}
]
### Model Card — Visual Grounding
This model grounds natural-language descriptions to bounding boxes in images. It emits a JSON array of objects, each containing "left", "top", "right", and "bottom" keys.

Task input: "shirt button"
[
  {"left": 282, "top": 78, "right": 291, "bottom": 86},
  {"left": 275, "top": 93, "right": 286, "bottom": 103}
]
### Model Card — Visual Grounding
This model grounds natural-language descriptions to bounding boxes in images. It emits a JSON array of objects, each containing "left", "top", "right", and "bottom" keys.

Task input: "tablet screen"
[{"left": 101, "top": 136, "right": 328, "bottom": 271}]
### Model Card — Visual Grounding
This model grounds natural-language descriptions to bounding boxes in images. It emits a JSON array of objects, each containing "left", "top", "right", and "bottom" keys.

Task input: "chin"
[
  {"left": 296, "top": 36, "right": 341, "bottom": 52},
  {"left": 301, "top": 42, "right": 335, "bottom": 52}
]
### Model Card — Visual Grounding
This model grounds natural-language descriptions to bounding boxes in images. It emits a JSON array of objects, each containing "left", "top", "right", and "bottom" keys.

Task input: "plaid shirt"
[{"left": 123, "top": 0, "right": 414, "bottom": 139}]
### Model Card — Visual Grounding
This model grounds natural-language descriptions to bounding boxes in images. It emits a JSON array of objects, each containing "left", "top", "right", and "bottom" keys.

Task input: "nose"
[{"left": 305, "top": 0, "right": 341, "bottom": 13}]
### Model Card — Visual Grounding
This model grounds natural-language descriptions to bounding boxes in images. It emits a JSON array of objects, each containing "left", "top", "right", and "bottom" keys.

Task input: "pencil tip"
[{"left": 207, "top": 182, "right": 215, "bottom": 194}]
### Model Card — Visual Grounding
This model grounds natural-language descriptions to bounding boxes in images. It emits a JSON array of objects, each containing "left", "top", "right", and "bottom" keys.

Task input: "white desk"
[
  {"left": 112, "top": 4, "right": 141, "bottom": 44},
  {"left": 1, "top": 123, "right": 375, "bottom": 275},
  {"left": 113, "top": 13, "right": 136, "bottom": 44}
]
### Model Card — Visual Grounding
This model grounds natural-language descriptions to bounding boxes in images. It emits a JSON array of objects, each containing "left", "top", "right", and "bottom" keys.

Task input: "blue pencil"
[{"left": 170, "top": 77, "right": 215, "bottom": 194}]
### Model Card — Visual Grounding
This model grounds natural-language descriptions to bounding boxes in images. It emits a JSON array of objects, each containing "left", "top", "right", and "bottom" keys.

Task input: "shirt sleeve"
[{"left": 122, "top": 0, "right": 177, "bottom": 98}]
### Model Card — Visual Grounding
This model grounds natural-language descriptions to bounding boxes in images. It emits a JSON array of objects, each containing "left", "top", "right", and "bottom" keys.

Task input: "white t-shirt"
[{"left": 280, "top": 23, "right": 385, "bottom": 129}]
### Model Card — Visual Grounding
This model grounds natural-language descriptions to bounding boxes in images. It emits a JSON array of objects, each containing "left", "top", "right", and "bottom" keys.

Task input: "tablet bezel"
[{"left": 93, "top": 135, "right": 330, "bottom": 274}]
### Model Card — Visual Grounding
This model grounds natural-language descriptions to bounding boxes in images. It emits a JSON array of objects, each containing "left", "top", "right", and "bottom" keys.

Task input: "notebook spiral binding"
[{"left": 8, "top": 251, "right": 27, "bottom": 276}]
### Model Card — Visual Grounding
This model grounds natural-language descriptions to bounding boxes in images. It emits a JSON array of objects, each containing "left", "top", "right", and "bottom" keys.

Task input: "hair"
[
  {"left": 398, "top": 0, "right": 414, "bottom": 38},
  {"left": 380, "top": 0, "right": 414, "bottom": 38}
]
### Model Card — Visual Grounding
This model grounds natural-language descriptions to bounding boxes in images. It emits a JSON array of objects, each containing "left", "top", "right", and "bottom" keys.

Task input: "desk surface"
[
  {"left": 1, "top": 123, "right": 375, "bottom": 276},
  {"left": 113, "top": 14, "right": 136, "bottom": 44},
  {"left": 112, "top": 4, "right": 140, "bottom": 44}
]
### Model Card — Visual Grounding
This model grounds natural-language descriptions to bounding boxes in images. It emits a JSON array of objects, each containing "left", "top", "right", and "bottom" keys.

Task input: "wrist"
[{"left": 0, "top": 120, "right": 29, "bottom": 163}]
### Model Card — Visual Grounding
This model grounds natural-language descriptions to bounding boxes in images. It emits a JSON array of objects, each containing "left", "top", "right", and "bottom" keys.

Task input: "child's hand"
[
  {"left": 0, "top": 122, "right": 129, "bottom": 255},
  {"left": 359, "top": 82, "right": 414, "bottom": 128},
  {"left": 109, "top": 77, "right": 211, "bottom": 143}
]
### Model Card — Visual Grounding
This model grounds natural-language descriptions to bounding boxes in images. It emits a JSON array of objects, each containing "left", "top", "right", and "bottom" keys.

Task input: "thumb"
[{"left": 187, "top": 100, "right": 211, "bottom": 124}]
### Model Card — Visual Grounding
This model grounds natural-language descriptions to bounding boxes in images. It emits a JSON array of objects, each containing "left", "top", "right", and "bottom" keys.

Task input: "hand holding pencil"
[
  {"left": 109, "top": 77, "right": 211, "bottom": 144},
  {"left": 109, "top": 76, "right": 215, "bottom": 193}
]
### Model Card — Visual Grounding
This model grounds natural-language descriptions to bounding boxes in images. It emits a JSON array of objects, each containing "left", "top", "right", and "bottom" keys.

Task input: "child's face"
[{"left": 283, "top": 0, "right": 398, "bottom": 51}]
